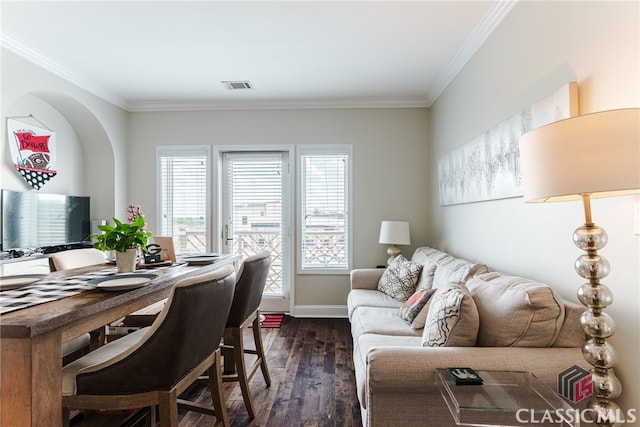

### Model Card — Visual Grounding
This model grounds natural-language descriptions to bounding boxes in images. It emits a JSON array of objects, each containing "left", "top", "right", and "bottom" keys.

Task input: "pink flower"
[{"left": 127, "top": 204, "right": 146, "bottom": 231}]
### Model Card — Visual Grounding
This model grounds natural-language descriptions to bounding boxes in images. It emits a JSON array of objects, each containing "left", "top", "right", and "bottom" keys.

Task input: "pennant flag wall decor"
[{"left": 7, "top": 119, "right": 57, "bottom": 190}]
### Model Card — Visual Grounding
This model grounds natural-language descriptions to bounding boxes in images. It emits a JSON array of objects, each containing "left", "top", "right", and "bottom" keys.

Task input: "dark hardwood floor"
[
  {"left": 180, "top": 316, "right": 362, "bottom": 427},
  {"left": 75, "top": 317, "right": 362, "bottom": 427}
]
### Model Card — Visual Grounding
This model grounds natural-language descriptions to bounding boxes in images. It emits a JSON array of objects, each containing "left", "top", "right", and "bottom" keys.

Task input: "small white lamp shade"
[{"left": 379, "top": 221, "right": 411, "bottom": 245}]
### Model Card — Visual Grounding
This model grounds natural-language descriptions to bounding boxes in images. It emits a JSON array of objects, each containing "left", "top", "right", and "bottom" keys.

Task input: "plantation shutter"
[
  {"left": 298, "top": 146, "right": 351, "bottom": 271},
  {"left": 157, "top": 147, "right": 209, "bottom": 254}
]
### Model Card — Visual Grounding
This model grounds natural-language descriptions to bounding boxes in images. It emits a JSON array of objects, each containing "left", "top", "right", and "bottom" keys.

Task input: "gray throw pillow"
[{"left": 377, "top": 255, "right": 423, "bottom": 302}]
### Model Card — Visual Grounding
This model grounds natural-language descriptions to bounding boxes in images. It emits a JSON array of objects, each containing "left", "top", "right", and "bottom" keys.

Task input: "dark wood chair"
[
  {"left": 221, "top": 251, "right": 272, "bottom": 419},
  {"left": 61, "top": 264, "right": 237, "bottom": 427}
]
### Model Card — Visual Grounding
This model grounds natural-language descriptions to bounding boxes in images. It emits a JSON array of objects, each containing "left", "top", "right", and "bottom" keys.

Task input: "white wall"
[
  {"left": 428, "top": 0, "right": 639, "bottom": 416},
  {"left": 127, "top": 108, "right": 429, "bottom": 307},
  {"left": 1, "top": 49, "right": 129, "bottom": 220}
]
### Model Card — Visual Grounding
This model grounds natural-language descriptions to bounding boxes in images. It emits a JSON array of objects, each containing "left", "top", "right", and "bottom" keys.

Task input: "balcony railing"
[{"left": 172, "top": 227, "right": 346, "bottom": 296}]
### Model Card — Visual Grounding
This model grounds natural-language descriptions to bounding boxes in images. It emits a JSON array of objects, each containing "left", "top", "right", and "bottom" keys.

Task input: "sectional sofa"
[{"left": 348, "top": 246, "right": 589, "bottom": 426}]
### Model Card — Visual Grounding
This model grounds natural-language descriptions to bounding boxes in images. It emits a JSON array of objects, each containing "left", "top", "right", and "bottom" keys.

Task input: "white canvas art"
[{"left": 437, "top": 82, "right": 578, "bottom": 205}]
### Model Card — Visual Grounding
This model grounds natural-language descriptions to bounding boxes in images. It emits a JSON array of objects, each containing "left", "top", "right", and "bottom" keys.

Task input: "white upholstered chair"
[
  {"left": 48, "top": 248, "right": 107, "bottom": 272},
  {"left": 49, "top": 248, "right": 108, "bottom": 363}
]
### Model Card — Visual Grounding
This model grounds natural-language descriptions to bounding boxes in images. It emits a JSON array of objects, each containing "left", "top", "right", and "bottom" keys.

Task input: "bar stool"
[{"left": 221, "top": 251, "right": 272, "bottom": 419}]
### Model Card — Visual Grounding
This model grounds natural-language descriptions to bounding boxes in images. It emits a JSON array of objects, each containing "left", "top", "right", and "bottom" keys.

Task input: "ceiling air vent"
[{"left": 222, "top": 81, "right": 253, "bottom": 90}]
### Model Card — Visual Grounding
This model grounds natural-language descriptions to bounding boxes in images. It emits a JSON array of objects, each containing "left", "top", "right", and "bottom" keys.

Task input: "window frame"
[
  {"left": 156, "top": 145, "right": 211, "bottom": 253},
  {"left": 296, "top": 144, "right": 353, "bottom": 275}
]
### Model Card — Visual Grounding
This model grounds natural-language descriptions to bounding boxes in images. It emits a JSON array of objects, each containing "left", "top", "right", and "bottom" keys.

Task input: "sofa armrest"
[
  {"left": 350, "top": 268, "right": 385, "bottom": 290},
  {"left": 366, "top": 346, "right": 588, "bottom": 427}
]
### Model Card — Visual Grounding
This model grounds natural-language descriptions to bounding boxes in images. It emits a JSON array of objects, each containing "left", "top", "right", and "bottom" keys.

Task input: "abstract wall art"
[{"left": 437, "top": 82, "right": 578, "bottom": 205}]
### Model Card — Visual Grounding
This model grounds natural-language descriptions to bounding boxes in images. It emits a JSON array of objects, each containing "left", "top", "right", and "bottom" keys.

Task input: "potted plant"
[{"left": 92, "top": 216, "right": 152, "bottom": 273}]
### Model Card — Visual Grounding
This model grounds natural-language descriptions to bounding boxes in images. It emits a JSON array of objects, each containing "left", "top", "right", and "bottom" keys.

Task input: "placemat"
[{"left": 0, "top": 269, "right": 119, "bottom": 315}]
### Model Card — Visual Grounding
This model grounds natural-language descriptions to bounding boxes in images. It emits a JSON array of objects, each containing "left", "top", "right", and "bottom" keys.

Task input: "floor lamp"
[{"left": 519, "top": 108, "right": 640, "bottom": 427}]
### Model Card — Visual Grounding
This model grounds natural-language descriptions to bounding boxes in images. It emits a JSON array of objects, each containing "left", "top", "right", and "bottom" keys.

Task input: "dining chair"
[
  {"left": 49, "top": 248, "right": 107, "bottom": 363},
  {"left": 61, "top": 264, "right": 236, "bottom": 427},
  {"left": 220, "top": 251, "right": 272, "bottom": 419},
  {"left": 48, "top": 248, "right": 107, "bottom": 271}
]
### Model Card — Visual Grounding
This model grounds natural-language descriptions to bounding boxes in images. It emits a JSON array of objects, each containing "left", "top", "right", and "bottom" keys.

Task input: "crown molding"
[
  {"left": 425, "top": 0, "right": 518, "bottom": 107},
  {"left": 1, "top": 33, "right": 128, "bottom": 110},
  {"left": 127, "top": 96, "right": 429, "bottom": 112},
  {"left": 3, "top": 0, "right": 516, "bottom": 112}
]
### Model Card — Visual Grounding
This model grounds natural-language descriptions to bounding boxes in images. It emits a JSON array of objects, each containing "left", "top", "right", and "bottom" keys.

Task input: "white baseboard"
[{"left": 291, "top": 305, "right": 348, "bottom": 318}]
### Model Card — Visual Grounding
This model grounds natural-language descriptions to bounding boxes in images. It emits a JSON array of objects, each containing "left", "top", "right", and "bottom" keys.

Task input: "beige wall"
[
  {"left": 428, "top": 0, "right": 639, "bottom": 414},
  {"left": 127, "top": 108, "right": 430, "bottom": 308}
]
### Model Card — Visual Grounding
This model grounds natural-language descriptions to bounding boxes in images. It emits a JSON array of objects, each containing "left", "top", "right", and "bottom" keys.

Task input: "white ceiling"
[{"left": 1, "top": 1, "right": 516, "bottom": 112}]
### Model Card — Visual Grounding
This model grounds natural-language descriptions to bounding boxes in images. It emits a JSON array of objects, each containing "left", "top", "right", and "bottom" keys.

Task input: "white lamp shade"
[
  {"left": 519, "top": 108, "right": 640, "bottom": 203},
  {"left": 379, "top": 221, "right": 411, "bottom": 245}
]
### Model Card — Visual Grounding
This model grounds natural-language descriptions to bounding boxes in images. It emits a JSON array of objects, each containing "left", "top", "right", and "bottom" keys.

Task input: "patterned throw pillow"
[
  {"left": 377, "top": 255, "right": 423, "bottom": 302},
  {"left": 422, "top": 282, "right": 479, "bottom": 347},
  {"left": 399, "top": 287, "right": 437, "bottom": 328}
]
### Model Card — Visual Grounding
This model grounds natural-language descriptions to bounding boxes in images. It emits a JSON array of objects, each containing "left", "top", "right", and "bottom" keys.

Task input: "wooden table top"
[{"left": 0, "top": 260, "right": 233, "bottom": 340}]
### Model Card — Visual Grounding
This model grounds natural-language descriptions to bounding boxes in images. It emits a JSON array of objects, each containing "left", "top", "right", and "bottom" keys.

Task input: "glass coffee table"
[{"left": 436, "top": 370, "right": 579, "bottom": 427}]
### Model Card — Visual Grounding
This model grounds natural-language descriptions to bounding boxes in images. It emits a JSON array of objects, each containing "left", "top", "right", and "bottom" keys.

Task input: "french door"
[{"left": 219, "top": 150, "right": 291, "bottom": 313}]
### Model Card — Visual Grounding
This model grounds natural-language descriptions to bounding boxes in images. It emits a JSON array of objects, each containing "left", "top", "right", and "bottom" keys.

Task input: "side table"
[{"left": 436, "top": 369, "right": 579, "bottom": 427}]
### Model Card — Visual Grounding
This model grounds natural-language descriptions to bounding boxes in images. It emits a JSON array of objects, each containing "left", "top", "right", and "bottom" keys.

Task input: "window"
[
  {"left": 297, "top": 145, "right": 352, "bottom": 273},
  {"left": 157, "top": 146, "right": 210, "bottom": 254}
]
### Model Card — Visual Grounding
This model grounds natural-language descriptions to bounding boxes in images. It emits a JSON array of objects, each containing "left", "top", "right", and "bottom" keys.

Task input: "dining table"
[{"left": 0, "top": 254, "right": 240, "bottom": 427}]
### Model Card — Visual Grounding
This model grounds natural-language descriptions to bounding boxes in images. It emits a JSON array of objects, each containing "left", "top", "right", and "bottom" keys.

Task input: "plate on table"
[
  {"left": 182, "top": 254, "right": 221, "bottom": 265},
  {"left": 88, "top": 273, "right": 158, "bottom": 291},
  {"left": 0, "top": 274, "right": 49, "bottom": 291}
]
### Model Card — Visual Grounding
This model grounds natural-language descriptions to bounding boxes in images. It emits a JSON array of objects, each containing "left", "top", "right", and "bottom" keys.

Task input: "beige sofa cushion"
[
  {"left": 422, "top": 282, "right": 479, "bottom": 347},
  {"left": 347, "top": 289, "right": 402, "bottom": 320},
  {"left": 553, "top": 301, "right": 585, "bottom": 348},
  {"left": 411, "top": 247, "right": 448, "bottom": 290},
  {"left": 467, "top": 272, "right": 565, "bottom": 347},
  {"left": 432, "top": 256, "right": 488, "bottom": 290},
  {"left": 351, "top": 306, "right": 423, "bottom": 338}
]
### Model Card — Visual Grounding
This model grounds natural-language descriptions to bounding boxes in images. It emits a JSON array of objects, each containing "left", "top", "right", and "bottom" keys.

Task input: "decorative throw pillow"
[
  {"left": 422, "top": 282, "right": 479, "bottom": 347},
  {"left": 377, "top": 255, "right": 423, "bottom": 302},
  {"left": 399, "top": 287, "right": 437, "bottom": 328}
]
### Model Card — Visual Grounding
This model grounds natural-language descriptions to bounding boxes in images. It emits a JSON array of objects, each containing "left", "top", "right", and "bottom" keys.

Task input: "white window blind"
[
  {"left": 223, "top": 152, "right": 283, "bottom": 253},
  {"left": 157, "top": 147, "right": 209, "bottom": 254},
  {"left": 223, "top": 152, "right": 288, "bottom": 296},
  {"left": 298, "top": 146, "right": 351, "bottom": 272}
]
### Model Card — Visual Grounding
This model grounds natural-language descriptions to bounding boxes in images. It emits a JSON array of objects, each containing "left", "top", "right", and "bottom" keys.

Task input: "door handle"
[{"left": 224, "top": 224, "right": 233, "bottom": 245}]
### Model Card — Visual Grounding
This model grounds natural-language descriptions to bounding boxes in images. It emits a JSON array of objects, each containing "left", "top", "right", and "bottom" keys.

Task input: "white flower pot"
[{"left": 115, "top": 248, "right": 138, "bottom": 273}]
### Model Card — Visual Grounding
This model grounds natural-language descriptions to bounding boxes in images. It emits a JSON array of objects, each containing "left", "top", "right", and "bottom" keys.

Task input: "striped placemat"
[{"left": 0, "top": 269, "right": 120, "bottom": 314}]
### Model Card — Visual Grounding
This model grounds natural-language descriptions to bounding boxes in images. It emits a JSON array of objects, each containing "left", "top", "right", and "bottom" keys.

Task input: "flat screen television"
[{"left": 1, "top": 189, "right": 91, "bottom": 251}]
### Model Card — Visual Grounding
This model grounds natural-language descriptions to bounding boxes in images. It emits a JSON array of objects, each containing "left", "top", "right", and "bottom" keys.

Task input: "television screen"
[{"left": 1, "top": 190, "right": 91, "bottom": 251}]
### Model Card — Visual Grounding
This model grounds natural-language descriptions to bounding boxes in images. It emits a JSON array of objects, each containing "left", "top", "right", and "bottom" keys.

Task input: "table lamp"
[
  {"left": 379, "top": 221, "right": 411, "bottom": 265},
  {"left": 519, "top": 108, "right": 640, "bottom": 426}
]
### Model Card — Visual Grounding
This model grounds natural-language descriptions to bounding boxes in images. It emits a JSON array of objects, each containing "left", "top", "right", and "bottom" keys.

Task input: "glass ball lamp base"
[{"left": 386, "top": 245, "right": 401, "bottom": 265}]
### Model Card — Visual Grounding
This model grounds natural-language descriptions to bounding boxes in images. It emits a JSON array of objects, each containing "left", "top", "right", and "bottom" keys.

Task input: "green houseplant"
[{"left": 92, "top": 216, "right": 152, "bottom": 272}]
